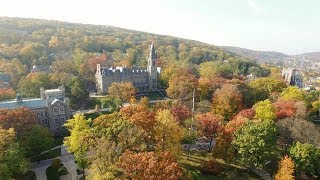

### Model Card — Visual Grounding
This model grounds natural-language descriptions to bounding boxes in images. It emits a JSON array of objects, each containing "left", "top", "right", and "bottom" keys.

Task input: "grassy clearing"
[{"left": 179, "top": 151, "right": 260, "bottom": 180}]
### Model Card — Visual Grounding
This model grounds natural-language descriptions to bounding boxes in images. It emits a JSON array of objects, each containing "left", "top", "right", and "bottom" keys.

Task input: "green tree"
[
  {"left": 288, "top": 142, "right": 320, "bottom": 175},
  {"left": 18, "top": 72, "right": 55, "bottom": 97},
  {"left": 253, "top": 99, "right": 276, "bottom": 121},
  {"left": 232, "top": 120, "right": 278, "bottom": 169},
  {"left": 64, "top": 114, "right": 92, "bottom": 176},
  {"left": 0, "top": 127, "right": 29, "bottom": 179},
  {"left": 67, "top": 77, "right": 88, "bottom": 108},
  {"left": 249, "top": 77, "right": 286, "bottom": 100},
  {"left": 19, "top": 125, "right": 54, "bottom": 156}
]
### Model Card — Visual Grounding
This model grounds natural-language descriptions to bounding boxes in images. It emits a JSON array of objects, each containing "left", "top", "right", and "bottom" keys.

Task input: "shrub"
[{"left": 200, "top": 159, "right": 223, "bottom": 175}]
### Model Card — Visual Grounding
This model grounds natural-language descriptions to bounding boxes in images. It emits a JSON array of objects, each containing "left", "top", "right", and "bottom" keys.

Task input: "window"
[
  {"left": 59, "top": 106, "right": 64, "bottom": 112},
  {"left": 60, "top": 117, "right": 65, "bottom": 122},
  {"left": 54, "top": 118, "right": 59, "bottom": 124}
]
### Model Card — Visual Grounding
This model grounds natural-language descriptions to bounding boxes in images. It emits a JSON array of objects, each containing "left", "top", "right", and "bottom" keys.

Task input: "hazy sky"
[{"left": 1, "top": 0, "right": 320, "bottom": 54}]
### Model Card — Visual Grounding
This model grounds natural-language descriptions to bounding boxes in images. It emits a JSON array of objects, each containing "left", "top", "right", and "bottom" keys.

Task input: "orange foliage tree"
[
  {"left": 196, "top": 112, "right": 223, "bottom": 149},
  {"left": 275, "top": 155, "right": 295, "bottom": 180},
  {"left": 0, "top": 108, "right": 38, "bottom": 136},
  {"left": 108, "top": 82, "right": 136, "bottom": 102},
  {"left": 117, "top": 151, "right": 182, "bottom": 180},
  {"left": 0, "top": 88, "right": 15, "bottom": 101},
  {"left": 170, "top": 103, "right": 192, "bottom": 124},
  {"left": 273, "top": 100, "right": 297, "bottom": 120},
  {"left": 212, "top": 83, "right": 244, "bottom": 120},
  {"left": 120, "top": 97, "right": 156, "bottom": 134}
]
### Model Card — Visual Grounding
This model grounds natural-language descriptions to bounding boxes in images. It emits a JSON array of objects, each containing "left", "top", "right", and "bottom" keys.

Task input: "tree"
[
  {"left": 117, "top": 151, "right": 182, "bottom": 180},
  {"left": 108, "top": 82, "right": 136, "bottom": 103},
  {"left": 232, "top": 120, "right": 278, "bottom": 168},
  {"left": 64, "top": 114, "right": 92, "bottom": 177},
  {"left": 197, "top": 77, "right": 226, "bottom": 101},
  {"left": 280, "top": 86, "right": 306, "bottom": 102},
  {"left": 212, "top": 83, "right": 243, "bottom": 120},
  {"left": 67, "top": 77, "right": 88, "bottom": 108},
  {"left": 196, "top": 112, "right": 223, "bottom": 149},
  {"left": 170, "top": 103, "right": 192, "bottom": 124},
  {"left": 0, "top": 108, "right": 38, "bottom": 136},
  {"left": 253, "top": 99, "right": 276, "bottom": 121},
  {"left": 166, "top": 73, "right": 197, "bottom": 102},
  {"left": 288, "top": 142, "right": 320, "bottom": 176},
  {"left": 275, "top": 155, "right": 295, "bottom": 180},
  {"left": 225, "top": 109, "right": 255, "bottom": 134},
  {"left": 0, "top": 126, "right": 29, "bottom": 178},
  {"left": 18, "top": 72, "right": 55, "bottom": 97},
  {"left": 120, "top": 98, "right": 156, "bottom": 134},
  {"left": 249, "top": 77, "right": 286, "bottom": 100},
  {"left": 273, "top": 100, "right": 297, "bottom": 120},
  {"left": 88, "top": 113, "right": 147, "bottom": 179},
  {"left": 154, "top": 110, "right": 183, "bottom": 156},
  {"left": 19, "top": 124, "right": 54, "bottom": 156},
  {"left": 0, "top": 88, "right": 15, "bottom": 101}
]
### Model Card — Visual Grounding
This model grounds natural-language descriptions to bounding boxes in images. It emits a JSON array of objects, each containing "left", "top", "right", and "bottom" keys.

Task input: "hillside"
[
  {"left": 221, "top": 46, "right": 289, "bottom": 63},
  {"left": 0, "top": 16, "right": 248, "bottom": 69}
]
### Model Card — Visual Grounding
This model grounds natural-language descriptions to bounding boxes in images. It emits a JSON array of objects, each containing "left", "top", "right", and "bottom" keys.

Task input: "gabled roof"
[{"left": 0, "top": 98, "right": 47, "bottom": 109}]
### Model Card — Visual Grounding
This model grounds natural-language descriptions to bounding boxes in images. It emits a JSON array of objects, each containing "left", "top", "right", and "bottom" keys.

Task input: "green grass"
[
  {"left": 179, "top": 151, "right": 260, "bottom": 180},
  {"left": 136, "top": 91, "right": 165, "bottom": 101},
  {"left": 46, "top": 164, "right": 69, "bottom": 180}
]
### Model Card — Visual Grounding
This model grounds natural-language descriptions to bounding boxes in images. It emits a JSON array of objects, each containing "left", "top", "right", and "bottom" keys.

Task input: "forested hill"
[
  {"left": 0, "top": 16, "right": 248, "bottom": 69},
  {"left": 221, "top": 46, "right": 289, "bottom": 62}
]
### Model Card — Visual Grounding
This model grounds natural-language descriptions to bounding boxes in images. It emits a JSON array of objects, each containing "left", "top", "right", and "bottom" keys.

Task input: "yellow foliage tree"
[
  {"left": 275, "top": 155, "right": 295, "bottom": 180},
  {"left": 154, "top": 109, "right": 183, "bottom": 156}
]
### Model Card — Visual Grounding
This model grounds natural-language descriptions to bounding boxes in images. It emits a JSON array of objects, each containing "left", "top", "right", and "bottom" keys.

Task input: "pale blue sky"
[{"left": 1, "top": 0, "right": 319, "bottom": 54}]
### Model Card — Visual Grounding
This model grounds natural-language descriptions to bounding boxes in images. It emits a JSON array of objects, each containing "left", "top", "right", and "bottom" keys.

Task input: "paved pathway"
[{"left": 31, "top": 145, "right": 79, "bottom": 180}]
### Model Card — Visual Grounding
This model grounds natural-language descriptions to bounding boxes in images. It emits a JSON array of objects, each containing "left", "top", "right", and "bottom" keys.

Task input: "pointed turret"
[{"left": 147, "top": 43, "right": 158, "bottom": 91}]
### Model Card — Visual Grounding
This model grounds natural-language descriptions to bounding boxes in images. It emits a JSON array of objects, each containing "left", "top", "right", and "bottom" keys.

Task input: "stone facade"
[
  {"left": 282, "top": 68, "right": 304, "bottom": 88},
  {"left": 0, "top": 85, "right": 70, "bottom": 135},
  {"left": 95, "top": 43, "right": 160, "bottom": 94}
]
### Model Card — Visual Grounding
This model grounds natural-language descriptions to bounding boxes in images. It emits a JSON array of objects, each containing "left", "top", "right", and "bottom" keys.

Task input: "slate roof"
[{"left": 0, "top": 98, "right": 47, "bottom": 109}]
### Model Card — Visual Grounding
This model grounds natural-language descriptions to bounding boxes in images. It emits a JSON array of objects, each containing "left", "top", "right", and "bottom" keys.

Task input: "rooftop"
[{"left": 0, "top": 98, "right": 47, "bottom": 109}]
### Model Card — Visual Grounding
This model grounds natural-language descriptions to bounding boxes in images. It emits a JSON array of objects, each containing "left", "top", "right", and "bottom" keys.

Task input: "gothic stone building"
[
  {"left": 0, "top": 85, "right": 70, "bottom": 135},
  {"left": 96, "top": 43, "right": 160, "bottom": 94},
  {"left": 282, "top": 68, "right": 304, "bottom": 88}
]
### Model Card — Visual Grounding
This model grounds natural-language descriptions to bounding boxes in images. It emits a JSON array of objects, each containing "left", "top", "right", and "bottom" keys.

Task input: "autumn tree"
[
  {"left": 212, "top": 83, "right": 244, "bottom": 120},
  {"left": 288, "top": 142, "right": 320, "bottom": 176},
  {"left": 154, "top": 109, "right": 183, "bottom": 156},
  {"left": 0, "top": 88, "right": 15, "bottom": 101},
  {"left": 88, "top": 113, "right": 147, "bottom": 179},
  {"left": 117, "top": 151, "right": 182, "bottom": 180},
  {"left": 273, "top": 100, "right": 297, "bottom": 120},
  {"left": 275, "top": 155, "right": 295, "bottom": 180},
  {"left": 18, "top": 72, "right": 56, "bottom": 97},
  {"left": 280, "top": 86, "right": 306, "bottom": 102},
  {"left": 166, "top": 72, "right": 197, "bottom": 102},
  {"left": 249, "top": 77, "right": 286, "bottom": 100},
  {"left": 0, "top": 108, "right": 38, "bottom": 136},
  {"left": 64, "top": 114, "right": 92, "bottom": 176},
  {"left": 0, "top": 126, "right": 29, "bottom": 178},
  {"left": 120, "top": 97, "right": 156, "bottom": 134},
  {"left": 197, "top": 77, "right": 226, "bottom": 101},
  {"left": 0, "top": 59, "right": 27, "bottom": 87},
  {"left": 196, "top": 112, "right": 223, "bottom": 149},
  {"left": 108, "top": 82, "right": 136, "bottom": 103},
  {"left": 233, "top": 120, "right": 278, "bottom": 168},
  {"left": 253, "top": 99, "right": 276, "bottom": 121},
  {"left": 170, "top": 102, "right": 192, "bottom": 124}
]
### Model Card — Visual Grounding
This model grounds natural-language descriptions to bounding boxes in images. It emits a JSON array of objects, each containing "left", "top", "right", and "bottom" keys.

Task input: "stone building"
[
  {"left": 30, "top": 65, "right": 53, "bottom": 73},
  {"left": 95, "top": 43, "right": 160, "bottom": 94},
  {"left": 282, "top": 68, "right": 304, "bottom": 88},
  {"left": 0, "top": 85, "right": 70, "bottom": 135}
]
